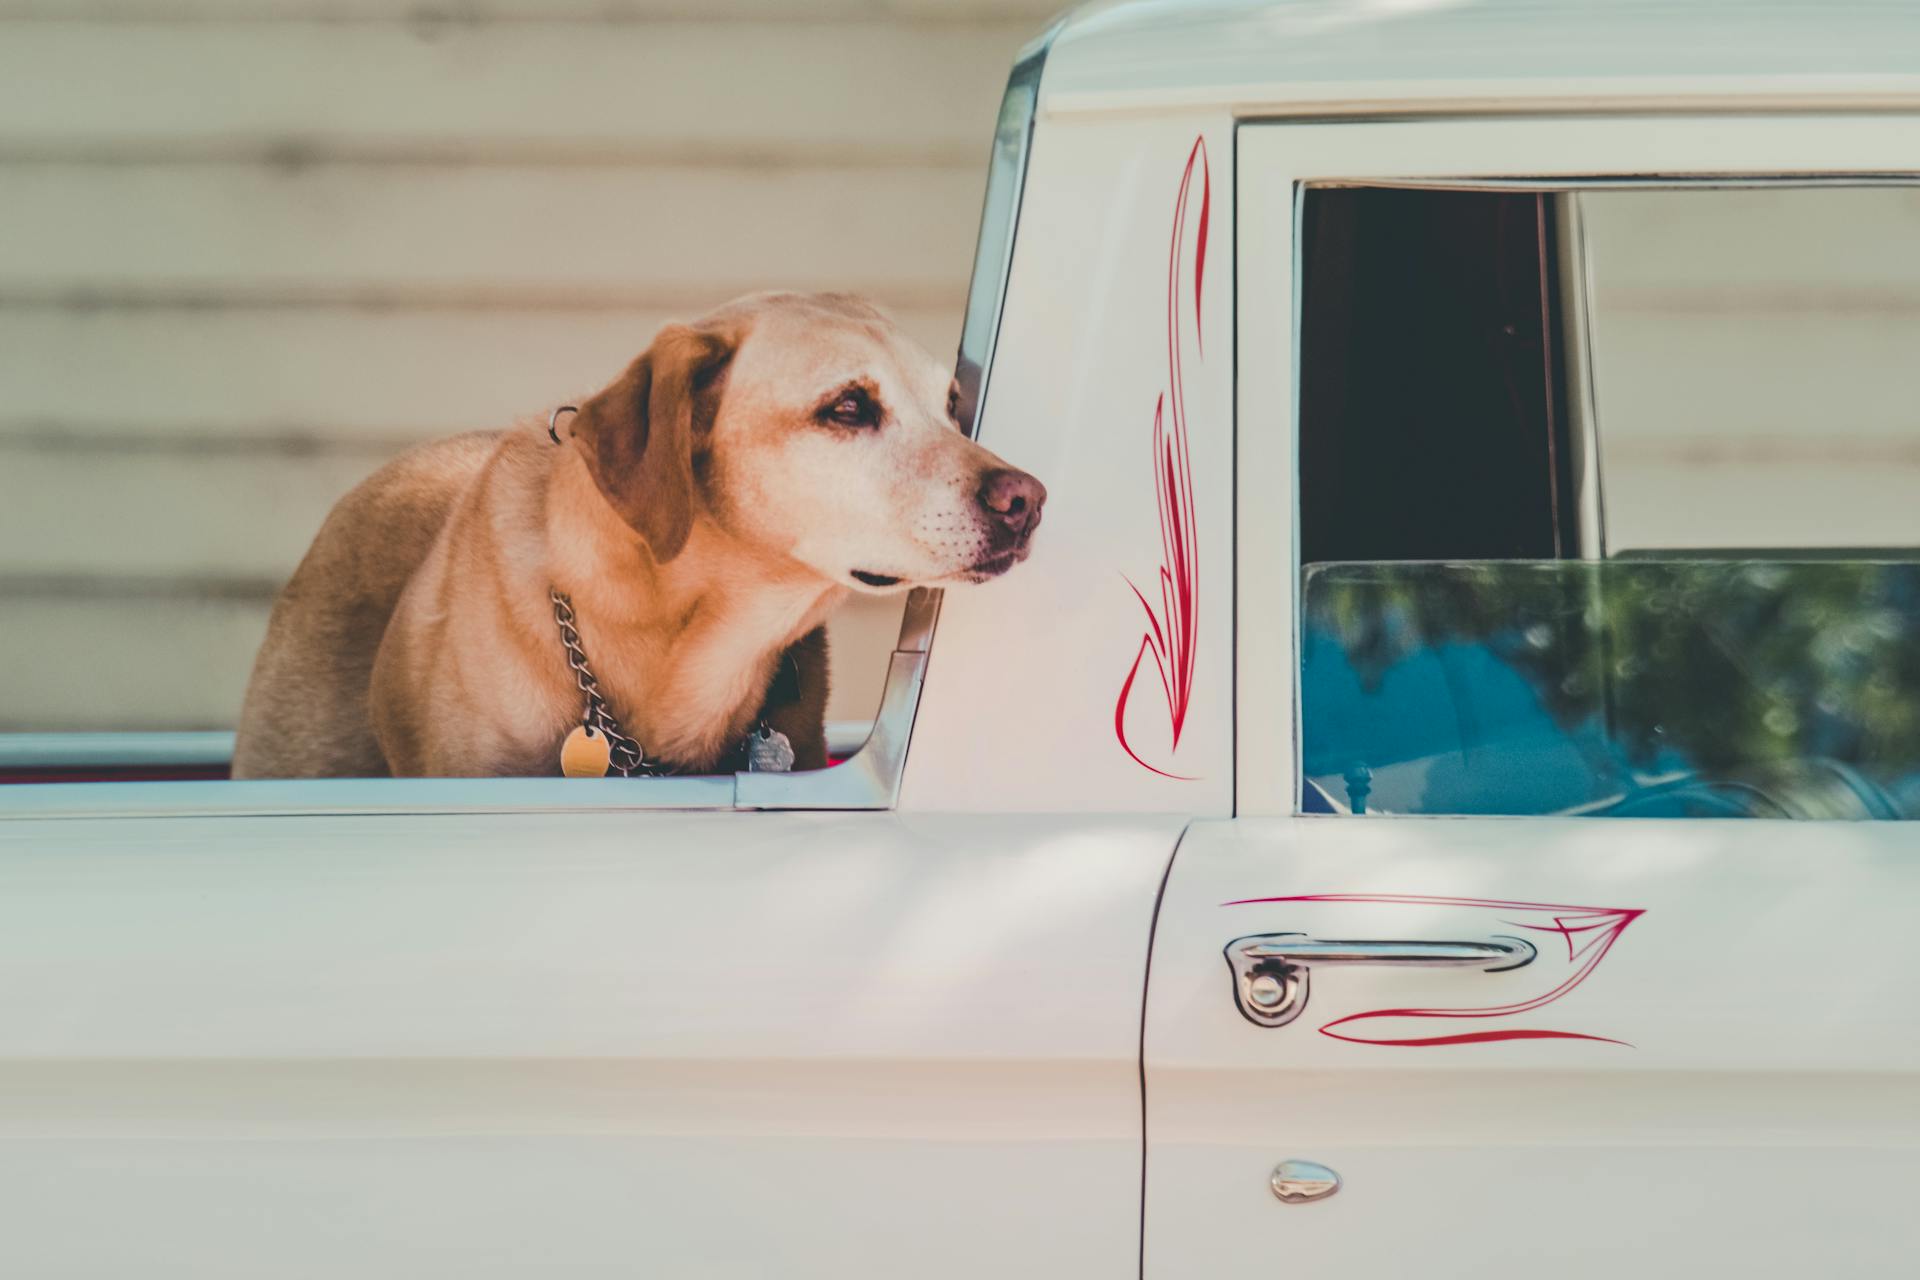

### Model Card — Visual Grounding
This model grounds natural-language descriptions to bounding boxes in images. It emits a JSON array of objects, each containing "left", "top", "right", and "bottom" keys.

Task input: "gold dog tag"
[{"left": 560, "top": 725, "right": 612, "bottom": 778}]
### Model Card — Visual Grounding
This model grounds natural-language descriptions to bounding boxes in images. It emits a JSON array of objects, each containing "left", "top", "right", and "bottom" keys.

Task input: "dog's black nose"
[{"left": 977, "top": 468, "right": 1047, "bottom": 539}]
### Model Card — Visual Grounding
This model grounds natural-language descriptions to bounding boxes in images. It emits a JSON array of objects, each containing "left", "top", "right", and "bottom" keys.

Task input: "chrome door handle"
[{"left": 1226, "top": 931, "right": 1536, "bottom": 1028}]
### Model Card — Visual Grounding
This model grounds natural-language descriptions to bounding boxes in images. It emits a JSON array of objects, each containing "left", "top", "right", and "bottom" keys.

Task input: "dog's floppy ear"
[{"left": 569, "top": 324, "right": 733, "bottom": 562}]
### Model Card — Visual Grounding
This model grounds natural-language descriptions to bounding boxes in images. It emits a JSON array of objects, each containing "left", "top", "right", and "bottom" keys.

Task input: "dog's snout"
[{"left": 977, "top": 468, "right": 1047, "bottom": 539}]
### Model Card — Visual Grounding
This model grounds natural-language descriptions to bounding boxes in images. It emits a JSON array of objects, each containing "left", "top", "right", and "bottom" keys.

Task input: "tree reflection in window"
[{"left": 1301, "top": 560, "right": 1920, "bottom": 819}]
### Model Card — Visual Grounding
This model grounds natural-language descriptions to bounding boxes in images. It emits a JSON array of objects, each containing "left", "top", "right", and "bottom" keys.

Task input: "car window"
[
  {"left": 0, "top": 85, "right": 1043, "bottom": 794},
  {"left": 1296, "top": 182, "right": 1920, "bottom": 818},
  {"left": 1586, "top": 188, "right": 1920, "bottom": 553},
  {"left": 1303, "top": 559, "right": 1920, "bottom": 819}
]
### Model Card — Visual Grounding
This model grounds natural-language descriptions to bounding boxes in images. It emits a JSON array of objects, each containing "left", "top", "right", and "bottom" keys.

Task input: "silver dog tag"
[{"left": 747, "top": 725, "right": 795, "bottom": 773}]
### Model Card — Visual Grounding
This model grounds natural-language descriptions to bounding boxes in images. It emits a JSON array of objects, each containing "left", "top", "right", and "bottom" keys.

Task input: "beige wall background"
[
  {"left": 0, "top": 0, "right": 1061, "bottom": 732},
  {"left": 1585, "top": 188, "right": 1920, "bottom": 554}
]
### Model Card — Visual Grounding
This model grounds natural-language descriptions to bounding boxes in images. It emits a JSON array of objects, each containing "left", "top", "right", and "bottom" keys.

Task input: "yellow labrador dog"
[{"left": 233, "top": 292, "right": 1046, "bottom": 779}]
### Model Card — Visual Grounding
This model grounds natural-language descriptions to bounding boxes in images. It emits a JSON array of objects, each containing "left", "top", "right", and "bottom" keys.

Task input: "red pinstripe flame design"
[
  {"left": 1224, "top": 893, "right": 1645, "bottom": 1047},
  {"left": 1116, "top": 136, "right": 1209, "bottom": 780}
]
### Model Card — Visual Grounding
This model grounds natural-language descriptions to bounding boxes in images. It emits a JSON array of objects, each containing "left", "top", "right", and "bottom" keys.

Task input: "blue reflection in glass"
[{"left": 1301, "top": 561, "right": 1920, "bottom": 819}]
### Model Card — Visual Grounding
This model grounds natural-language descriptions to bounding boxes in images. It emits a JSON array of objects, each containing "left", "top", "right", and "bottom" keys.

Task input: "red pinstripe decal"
[{"left": 1116, "top": 136, "right": 1209, "bottom": 780}]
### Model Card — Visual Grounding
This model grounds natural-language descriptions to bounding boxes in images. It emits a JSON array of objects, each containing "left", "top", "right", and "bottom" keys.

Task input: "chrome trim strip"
[
  {"left": 823, "top": 719, "right": 874, "bottom": 758},
  {"left": 1223, "top": 101, "right": 1920, "bottom": 126},
  {"left": 953, "top": 31, "right": 1052, "bottom": 436},
  {"left": 893, "top": 585, "right": 943, "bottom": 655},
  {"left": 1287, "top": 164, "right": 1308, "bottom": 819},
  {"left": 0, "top": 773, "right": 737, "bottom": 821},
  {"left": 1550, "top": 191, "right": 1607, "bottom": 558},
  {"left": 1305, "top": 173, "right": 1920, "bottom": 193},
  {"left": 735, "top": 650, "right": 926, "bottom": 810},
  {"left": 0, "top": 731, "right": 234, "bottom": 770}
]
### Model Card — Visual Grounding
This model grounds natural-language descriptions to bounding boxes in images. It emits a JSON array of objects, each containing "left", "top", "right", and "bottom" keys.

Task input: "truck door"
[
  {"left": 1146, "top": 815, "right": 1920, "bottom": 1276},
  {"left": 1143, "top": 117, "right": 1920, "bottom": 1276}
]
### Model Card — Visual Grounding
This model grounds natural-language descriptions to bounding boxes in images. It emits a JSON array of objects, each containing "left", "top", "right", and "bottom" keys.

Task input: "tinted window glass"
[
  {"left": 1297, "top": 188, "right": 1571, "bottom": 565},
  {"left": 1303, "top": 560, "right": 1920, "bottom": 819}
]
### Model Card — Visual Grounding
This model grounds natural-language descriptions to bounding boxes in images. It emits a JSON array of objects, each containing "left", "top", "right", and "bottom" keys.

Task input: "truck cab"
[{"left": 6, "top": 1, "right": 1920, "bottom": 1275}]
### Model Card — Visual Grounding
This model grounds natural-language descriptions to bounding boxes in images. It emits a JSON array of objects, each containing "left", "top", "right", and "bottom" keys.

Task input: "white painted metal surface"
[
  {"left": 0, "top": 809, "right": 1180, "bottom": 1276},
  {"left": 1047, "top": 0, "right": 1920, "bottom": 116},
  {"left": 905, "top": 111, "right": 1236, "bottom": 814},
  {"left": 1146, "top": 817, "right": 1920, "bottom": 1277}
]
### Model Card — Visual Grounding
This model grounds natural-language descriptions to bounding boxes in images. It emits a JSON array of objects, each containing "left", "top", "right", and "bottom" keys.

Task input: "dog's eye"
[{"left": 821, "top": 387, "right": 879, "bottom": 429}]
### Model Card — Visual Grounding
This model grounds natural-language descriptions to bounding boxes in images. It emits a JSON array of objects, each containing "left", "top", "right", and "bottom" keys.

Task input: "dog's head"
[{"left": 568, "top": 292, "right": 1046, "bottom": 593}]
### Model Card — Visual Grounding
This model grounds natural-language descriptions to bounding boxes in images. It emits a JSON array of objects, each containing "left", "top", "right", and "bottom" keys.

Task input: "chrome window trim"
[
  {"left": 1301, "top": 173, "right": 1920, "bottom": 192},
  {"left": 0, "top": 25, "right": 1060, "bottom": 821},
  {"left": 1548, "top": 192, "right": 1607, "bottom": 559},
  {"left": 0, "top": 723, "right": 878, "bottom": 774},
  {"left": 0, "top": 731, "right": 235, "bottom": 771},
  {"left": 952, "top": 27, "right": 1054, "bottom": 436},
  {"left": 4, "top": 774, "right": 742, "bottom": 822}
]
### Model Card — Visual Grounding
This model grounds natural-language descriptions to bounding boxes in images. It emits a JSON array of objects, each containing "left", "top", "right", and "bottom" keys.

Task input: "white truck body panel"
[
  {"left": 1147, "top": 817, "right": 1920, "bottom": 1278},
  {"left": 905, "top": 111, "right": 1235, "bottom": 814},
  {"left": 0, "top": 811, "right": 1179, "bottom": 1275},
  {"left": 1046, "top": 0, "right": 1920, "bottom": 117}
]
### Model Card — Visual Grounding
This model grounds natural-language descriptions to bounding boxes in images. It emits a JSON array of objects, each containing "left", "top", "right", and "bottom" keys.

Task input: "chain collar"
[
  {"left": 548, "top": 586, "right": 797, "bottom": 778},
  {"left": 549, "top": 587, "right": 674, "bottom": 777}
]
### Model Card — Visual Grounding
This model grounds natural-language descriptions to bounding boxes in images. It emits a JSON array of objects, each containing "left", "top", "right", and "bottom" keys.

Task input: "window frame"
[
  {"left": 1234, "top": 110, "right": 1920, "bottom": 818},
  {"left": 1, "top": 43, "right": 1054, "bottom": 821}
]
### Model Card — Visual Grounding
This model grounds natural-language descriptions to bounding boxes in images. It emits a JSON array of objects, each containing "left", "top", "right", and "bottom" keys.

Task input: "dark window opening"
[{"left": 1297, "top": 187, "right": 1580, "bottom": 566}]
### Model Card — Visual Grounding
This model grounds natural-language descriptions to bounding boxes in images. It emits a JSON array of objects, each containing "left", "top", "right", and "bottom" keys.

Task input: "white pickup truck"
[{"left": 6, "top": 1, "right": 1920, "bottom": 1276}]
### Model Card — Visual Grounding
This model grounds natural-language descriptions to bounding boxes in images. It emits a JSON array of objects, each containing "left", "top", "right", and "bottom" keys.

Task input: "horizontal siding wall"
[
  {"left": 0, "top": 2, "right": 1060, "bottom": 732},
  {"left": 1583, "top": 188, "right": 1920, "bottom": 553}
]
